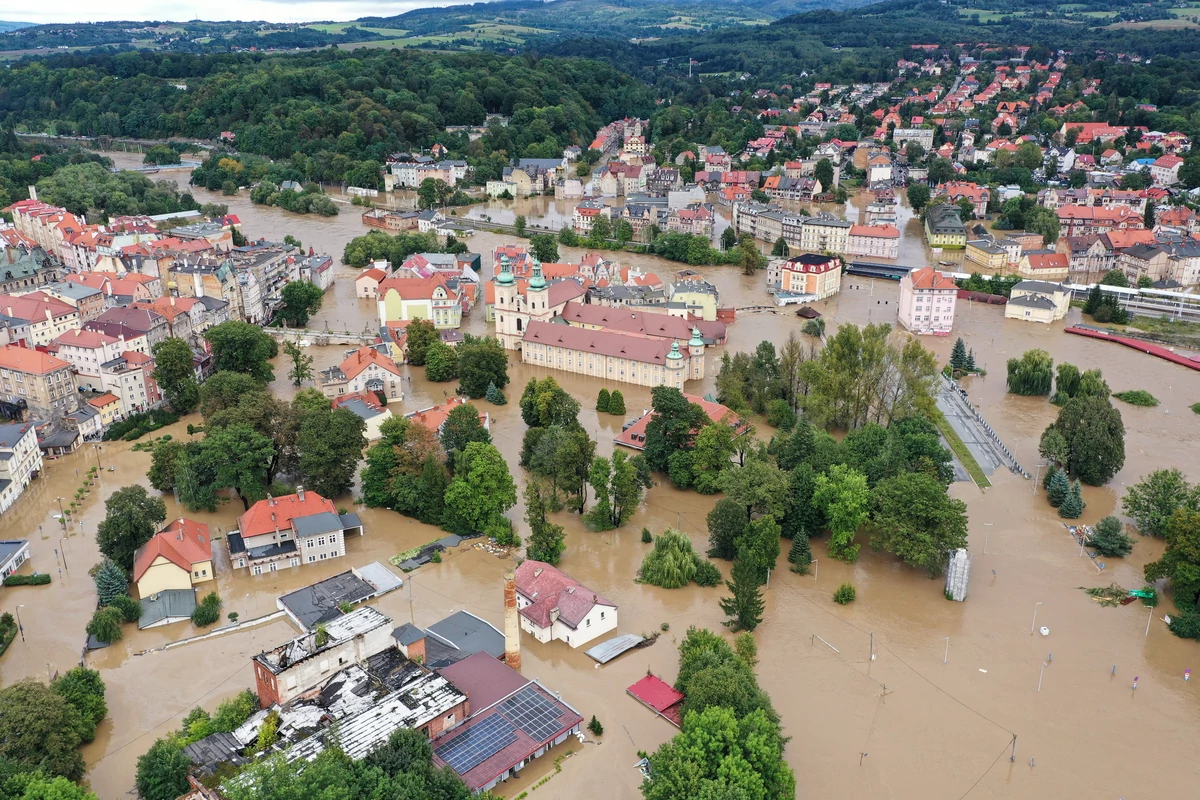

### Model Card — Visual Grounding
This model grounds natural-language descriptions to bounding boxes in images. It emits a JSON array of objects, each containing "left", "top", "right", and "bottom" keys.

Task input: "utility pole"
[
  {"left": 1010, "top": 734, "right": 1017, "bottom": 762},
  {"left": 407, "top": 580, "right": 414, "bottom": 624}
]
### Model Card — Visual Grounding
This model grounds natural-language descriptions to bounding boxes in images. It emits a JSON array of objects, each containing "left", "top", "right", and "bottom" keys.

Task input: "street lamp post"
[
  {"left": 59, "top": 537, "right": 69, "bottom": 572},
  {"left": 93, "top": 443, "right": 102, "bottom": 469},
  {"left": 1032, "top": 463, "right": 1050, "bottom": 494},
  {"left": 984, "top": 523, "right": 993, "bottom": 555},
  {"left": 14, "top": 604, "right": 24, "bottom": 642},
  {"left": 1031, "top": 601, "right": 1044, "bottom": 634},
  {"left": 811, "top": 559, "right": 818, "bottom": 581},
  {"left": 55, "top": 496, "right": 67, "bottom": 528},
  {"left": 943, "top": 636, "right": 950, "bottom": 665}
]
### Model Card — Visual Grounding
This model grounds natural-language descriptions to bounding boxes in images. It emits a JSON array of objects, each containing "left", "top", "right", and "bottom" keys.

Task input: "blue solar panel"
[
  {"left": 435, "top": 715, "right": 517, "bottom": 775},
  {"left": 498, "top": 686, "right": 566, "bottom": 742}
]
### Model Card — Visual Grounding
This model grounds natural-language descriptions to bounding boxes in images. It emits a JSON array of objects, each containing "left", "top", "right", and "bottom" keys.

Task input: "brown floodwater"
[{"left": 2, "top": 154, "right": 1198, "bottom": 799}]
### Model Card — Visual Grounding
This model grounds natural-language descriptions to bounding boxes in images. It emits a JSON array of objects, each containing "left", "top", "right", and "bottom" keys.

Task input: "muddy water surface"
[{"left": 2, "top": 156, "right": 1198, "bottom": 799}]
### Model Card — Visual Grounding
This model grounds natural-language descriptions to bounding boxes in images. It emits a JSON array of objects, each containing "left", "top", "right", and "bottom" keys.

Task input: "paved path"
[{"left": 936, "top": 379, "right": 1013, "bottom": 478}]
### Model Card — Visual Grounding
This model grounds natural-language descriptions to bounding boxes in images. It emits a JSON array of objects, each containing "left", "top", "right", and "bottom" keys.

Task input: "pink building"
[
  {"left": 847, "top": 225, "right": 900, "bottom": 259},
  {"left": 898, "top": 267, "right": 957, "bottom": 335}
]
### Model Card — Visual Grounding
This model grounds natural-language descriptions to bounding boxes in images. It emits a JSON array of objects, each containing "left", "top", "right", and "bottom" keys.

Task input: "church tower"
[
  {"left": 665, "top": 340, "right": 685, "bottom": 387},
  {"left": 688, "top": 327, "right": 706, "bottom": 380},
  {"left": 527, "top": 258, "right": 549, "bottom": 324},
  {"left": 494, "top": 254, "right": 519, "bottom": 348}
]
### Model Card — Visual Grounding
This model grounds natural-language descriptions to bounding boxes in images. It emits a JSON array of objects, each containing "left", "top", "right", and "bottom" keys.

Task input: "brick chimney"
[{"left": 504, "top": 571, "right": 521, "bottom": 671}]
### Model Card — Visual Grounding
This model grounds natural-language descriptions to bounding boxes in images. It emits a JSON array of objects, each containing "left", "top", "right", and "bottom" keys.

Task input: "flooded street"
[{"left": 3, "top": 155, "right": 1199, "bottom": 799}]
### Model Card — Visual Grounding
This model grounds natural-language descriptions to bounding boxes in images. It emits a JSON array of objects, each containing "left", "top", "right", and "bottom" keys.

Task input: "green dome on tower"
[
  {"left": 689, "top": 327, "right": 705, "bottom": 348},
  {"left": 529, "top": 258, "right": 546, "bottom": 290},
  {"left": 667, "top": 341, "right": 684, "bottom": 361},
  {"left": 496, "top": 254, "right": 515, "bottom": 287}
]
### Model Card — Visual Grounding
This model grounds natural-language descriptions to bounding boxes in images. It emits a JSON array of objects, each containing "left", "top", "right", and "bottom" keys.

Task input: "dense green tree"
[
  {"left": 50, "top": 669, "right": 106, "bottom": 746},
  {"left": 1006, "top": 349, "right": 1054, "bottom": 396},
  {"left": 720, "top": 226, "right": 737, "bottom": 251},
  {"left": 282, "top": 340, "right": 314, "bottom": 387},
  {"left": 1091, "top": 516, "right": 1135, "bottom": 557},
  {"left": 455, "top": 335, "right": 508, "bottom": 398},
  {"left": 586, "top": 450, "right": 648, "bottom": 530},
  {"left": 359, "top": 417, "right": 446, "bottom": 525},
  {"left": 771, "top": 236, "right": 789, "bottom": 257},
  {"left": 198, "top": 370, "right": 262, "bottom": 417},
  {"left": 735, "top": 515, "right": 782, "bottom": 584},
  {"left": 718, "top": 458, "right": 789, "bottom": 520},
  {"left": 442, "top": 443, "right": 516, "bottom": 535},
  {"left": 519, "top": 376, "right": 581, "bottom": 428},
  {"left": 639, "top": 530, "right": 708, "bottom": 588},
  {"left": 906, "top": 182, "right": 931, "bottom": 212},
  {"left": 689, "top": 419, "right": 736, "bottom": 494},
  {"left": 950, "top": 338, "right": 968, "bottom": 371},
  {"left": 513, "top": 215, "right": 527, "bottom": 237},
  {"left": 135, "top": 739, "right": 191, "bottom": 800},
  {"left": 1058, "top": 480, "right": 1085, "bottom": 519},
  {"left": 867, "top": 472, "right": 968, "bottom": 576},
  {"left": 524, "top": 482, "right": 566, "bottom": 565},
  {"left": 18, "top": 776, "right": 98, "bottom": 800},
  {"left": 607, "top": 390, "right": 626, "bottom": 415},
  {"left": 707, "top": 498, "right": 748, "bottom": 560},
  {"left": 440, "top": 402, "right": 491, "bottom": 469},
  {"left": 202, "top": 423, "right": 275, "bottom": 509},
  {"left": 642, "top": 386, "right": 710, "bottom": 473},
  {"left": 203, "top": 321, "right": 278, "bottom": 383},
  {"left": 108, "top": 594, "right": 142, "bottom": 623},
  {"left": 814, "top": 157, "right": 835, "bottom": 191},
  {"left": 405, "top": 319, "right": 439, "bottom": 366},
  {"left": 719, "top": 555, "right": 765, "bottom": 632},
  {"left": 424, "top": 341, "right": 459, "bottom": 382},
  {"left": 1047, "top": 468, "right": 1070, "bottom": 508},
  {"left": 1122, "top": 469, "right": 1199, "bottom": 538},
  {"left": 85, "top": 606, "right": 124, "bottom": 645},
  {"left": 788, "top": 532, "right": 813, "bottom": 573},
  {"left": 1045, "top": 396, "right": 1125, "bottom": 486},
  {"left": 1145, "top": 509, "right": 1200, "bottom": 611},
  {"left": 813, "top": 464, "right": 870, "bottom": 562},
  {"left": 529, "top": 234, "right": 559, "bottom": 263},
  {"left": 96, "top": 486, "right": 166, "bottom": 572},
  {"left": 0, "top": 681, "right": 87, "bottom": 780},
  {"left": 92, "top": 559, "right": 129, "bottom": 606},
  {"left": 277, "top": 280, "right": 324, "bottom": 327},
  {"left": 150, "top": 338, "right": 199, "bottom": 413},
  {"left": 296, "top": 407, "right": 366, "bottom": 498},
  {"left": 596, "top": 388, "right": 610, "bottom": 413}
]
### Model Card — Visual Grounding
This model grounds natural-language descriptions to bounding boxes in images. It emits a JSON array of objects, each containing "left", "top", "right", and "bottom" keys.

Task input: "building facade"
[{"left": 898, "top": 267, "right": 957, "bottom": 334}]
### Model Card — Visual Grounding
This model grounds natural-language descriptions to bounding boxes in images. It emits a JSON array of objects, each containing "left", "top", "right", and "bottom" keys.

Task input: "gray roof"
[
  {"left": 392, "top": 623, "right": 426, "bottom": 646},
  {"left": 39, "top": 429, "right": 79, "bottom": 449},
  {"left": 337, "top": 397, "right": 385, "bottom": 422},
  {"left": 183, "top": 731, "right": 247, "bottom": 775},
  {"left": 339, "top": 512, "right": 363, "bottom": 530},
  {"left": 425, "top": 611, "right": 505, "bottom": 667},
  {"left": 1008, "top": 293, "right": 1057, "bottom": 310},
  {"left": 292, "top": 511, "right": 344, "bottom": 537},
  {"left": 1012, "top": 280, "right": 1066, "bottom": 294},
  {"left": 246, "top": 539, "right": 298, "bottom": 560},
  {"left": 48, "top": 282, "right": 102, "bottom": 300},
  {"left": 0, "top": 423, "right": 34, "bottom": 448},
  {"left": 138, "top": 588, "right": 197, "bottom": 629},
  {"left": 279, "top": 571, "right": 379, "bottom": 630},
  {"left": 0, "top": 540, "right": 29, "bottom": 570}
]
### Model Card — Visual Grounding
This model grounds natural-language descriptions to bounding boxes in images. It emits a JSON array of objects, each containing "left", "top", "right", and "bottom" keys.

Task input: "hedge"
[{"left": 3, "top": 573, "right": 51, "bottom": 587}]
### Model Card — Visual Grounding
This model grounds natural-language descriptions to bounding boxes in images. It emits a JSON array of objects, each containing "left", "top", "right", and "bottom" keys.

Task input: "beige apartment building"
[{"left": 0, "top": 345, "right": 79, "bottom": 420}]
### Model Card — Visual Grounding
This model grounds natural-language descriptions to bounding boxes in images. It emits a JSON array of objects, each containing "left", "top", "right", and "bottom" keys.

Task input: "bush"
[
  {"left": 802, "top": 317, "right": 825, "bottom": 338},
  {"left": 639, "top": 530, "right": 703, "bottom": 589},
  {"left": 3, "top": 573, "right": 51, "bottom": 586},
  {"left": 597, "top": 388, "right": 611, "bottom": 413},
  {"left": 86, "top": 606, "right": 124, "bottom": 644},
  {"left": 1090, "top": 516, "right": 1135, "bottom": 557},
  {"left": 588, "top": 715, "right": 604, "bottom": 736},
  {"left": 608, "top": 390, "right": 626, "bottom": 415},
  {"left": 1192, "top": 402, "right": 1200, "bottom": 415},
  {"left": 102, "top": 409, "right": 180, "bottom": 442},
  {"left": 93, "top": 560, "right": 128, "bottom": 604},
  {"left": 693, "top": 560, "right": 722, "bottom": 587},
  {"left": 1113, "top": 390, "right": 1159, "bottom": 407},
  {"left": 765, "top": 399, "right": 796, "bottom": 430},
  {"left": 641, "top": 527, "right": 653, "bottom": 544},
  {"left": 108, "top": 593, "right": 143, "bottom": 623},
  {"left": 485, "top": 382, "right": 507, "bottom": 405},
  {"left": 191, "top": 592, "right": 222, "bottom": 627},
  {"left": 833, "top": 582, "right": 857, "bottom": 605},
  {"left": 1168, "top": 610, "right": 1200, "bottom": 640}
]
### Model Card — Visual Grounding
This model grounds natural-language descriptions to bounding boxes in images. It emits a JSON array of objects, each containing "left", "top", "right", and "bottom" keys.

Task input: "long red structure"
[{"left": 1065, "top": 326, "right": 1200, "bottom": 371}]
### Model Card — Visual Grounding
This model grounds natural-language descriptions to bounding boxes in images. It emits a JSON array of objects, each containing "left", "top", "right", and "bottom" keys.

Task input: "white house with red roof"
[
  {"left": 898, "top": 267, "right": 957, "bottom": 335},
  {"left": 513, "top": 560, "right": 617, "bottom": 648},
  {"left": 318, "top": 346, "right": 404, "bottom": 402},
  {"left": 228, "top": 487, "right": 364, "bottom": 573},
  {"left": 355, "top": 265, "right": 388, "bottom": 299},
  {"left": 1150, "top": 154, "right": 1184, "bottom": 187},
  {"left": 375, "top": 274, "right": 464, "bottom": 329},
  {"left": 133, "top": 518, "right": 214, "bottom": 598}
]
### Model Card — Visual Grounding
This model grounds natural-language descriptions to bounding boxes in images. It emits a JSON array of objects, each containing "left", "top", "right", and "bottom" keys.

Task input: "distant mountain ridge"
[{"left": 0, "top": 21, "right": 35, "bottom": 33}]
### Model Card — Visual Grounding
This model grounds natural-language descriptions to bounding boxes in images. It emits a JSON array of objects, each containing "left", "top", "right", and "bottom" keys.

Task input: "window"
[
  {"left": 251, "top": 565, "right": 263, "bottom": 576},
  {"left": 269, "top": 562, "right": 277, "bottom": 572},
  {"left": 308, "top": 555, "right": 317, "bottom": 563},
  {"left": 586, "top": 618, "right": 591, "bottom": 627},
  {"left": 600, "top": 611, "right": 605, "bottom": 620},
  {"left": 317, "top": 536, "right": 325, "bottom": 547}
]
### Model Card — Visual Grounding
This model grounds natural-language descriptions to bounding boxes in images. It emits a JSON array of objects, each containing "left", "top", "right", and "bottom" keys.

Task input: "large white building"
[
  {"left": 513, "top": 560, "right": 617, "bottom": 648},
  {"left": 898, "top": 267, "right": 957, "bottom": 335},
  {"left": 0, "top": 421, "right": 41, "bottom": 515}
]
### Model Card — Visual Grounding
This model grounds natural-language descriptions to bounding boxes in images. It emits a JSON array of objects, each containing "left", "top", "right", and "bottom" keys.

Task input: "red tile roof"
[
  {"left": 521, "top": 320, "right": 676, "bottom": 366},
  {"left": 906, "top": 267, "right": 956, "bottom": 291},
  {"left": 52, "top": 328, "right": 118, "bottom": 350},
  {"left": 336, "top": 346, "right": 403, "bottom": 381},
  {"left": 376, "top": 274, "right": 458, "bottom": 301},
  {"left": 850, "top": 224, "right": 900, "bottom": 238},
  {"left": 559, "top": 301, "right": 725, "bottom": 343},
  {"left": 514, "top": 560, "right": 615, "bottom": 630},
  {"left": 237, "top": 491, "right": 336, "bottom": 540},
  {"left": 133, "top": 518, "right": 212, "bottom": 582},
  {"left": 1024, "top": 253, "right": 1068, "bottom": 271},
  {"left": 0, "top": 345, "right": 69, "bottom": 375},
  {"left": 405, "top": 397, "right": 486, "bottom": 432},
  {"left": 356, "top": 267, "right": 387, "bottom": 284},
  {"left": 87, "top": 393, "right": 120, "bottom": 408},
  {"left": 615, "top": 393, "right": 749, "bottom": 450}
]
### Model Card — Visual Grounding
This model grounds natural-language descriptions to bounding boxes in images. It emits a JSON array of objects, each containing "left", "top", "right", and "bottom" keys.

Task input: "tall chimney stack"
[{"left": 503, "top": 571, "right": 521, "bottom": 671}]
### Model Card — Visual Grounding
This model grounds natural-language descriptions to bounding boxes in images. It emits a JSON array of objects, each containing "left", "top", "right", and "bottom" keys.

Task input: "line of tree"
[
  {"left": 641, "top": 628, "right": 794, "bottom": 799},
  {"left": 150, "top": 376, "right": 367, "bottom": 510},
  {"left": 0, "top": 667, "right": 108, "bottom": 789}
]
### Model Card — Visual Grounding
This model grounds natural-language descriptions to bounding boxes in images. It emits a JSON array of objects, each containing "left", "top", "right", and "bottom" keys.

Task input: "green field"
[{"left": 338, "top": 20, "right": 552, "bottom": 51}]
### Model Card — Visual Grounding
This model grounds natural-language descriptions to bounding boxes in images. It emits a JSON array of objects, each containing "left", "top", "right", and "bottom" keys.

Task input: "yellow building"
[
  {"left": 668, "top": 281, "right": 720, "bottom": 321},
  {"left": 1018, "top": 253, "right": 1070, "bottom": 282},
  {"left": 1005, "top": 280, "right": 1071, "bottom": 323},
  {"left": 133, "top": 518, "right": 214, "bottom": 597},
  {"left": 924, "top": 205, "right": 968, "bottom": 249},
  {"left": 87, "top": 393, "right": 121, "bottom": 427},
  {"left": 965, "top": 239, "right": 1008, "bottom": 271}
]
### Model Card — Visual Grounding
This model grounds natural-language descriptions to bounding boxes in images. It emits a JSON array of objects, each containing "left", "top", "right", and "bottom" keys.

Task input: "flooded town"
[{"left": 2, "top": 136, "right": 1200, "bottom": 800}]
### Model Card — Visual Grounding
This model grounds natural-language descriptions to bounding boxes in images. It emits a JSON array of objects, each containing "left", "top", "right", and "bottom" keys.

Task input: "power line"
[{"left": 954, "top": 742, "right": 1012, "bottom": 800}]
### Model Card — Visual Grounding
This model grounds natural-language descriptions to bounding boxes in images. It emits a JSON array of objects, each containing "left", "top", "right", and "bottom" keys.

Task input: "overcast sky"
[{"left": 4, "top": 1, "right": 482, "bottom": 25}]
